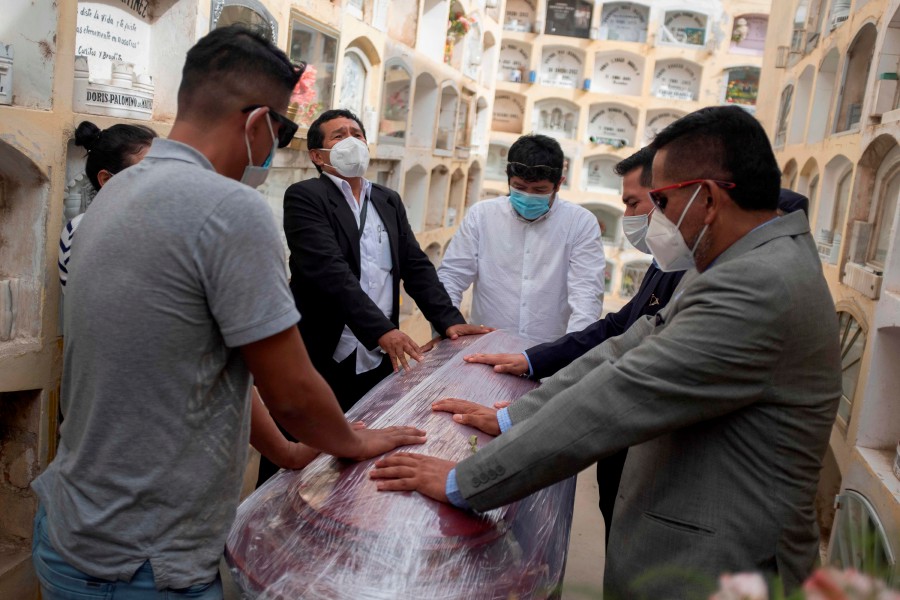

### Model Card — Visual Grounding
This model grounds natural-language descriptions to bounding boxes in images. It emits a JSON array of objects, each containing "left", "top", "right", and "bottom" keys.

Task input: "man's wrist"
[
  {"left": 497, "top": 407, "right": 513, "bottom": 434},
  {"left": 522, "top": 351, "right": 535, "bottom": 378},
  {"left": 445, "top": 468, "right": 471, "bottom": 509}
]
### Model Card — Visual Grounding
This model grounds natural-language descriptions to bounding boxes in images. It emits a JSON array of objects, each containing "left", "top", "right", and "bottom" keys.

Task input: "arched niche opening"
[
  {"left": 723, "top": 66, "right": 760, "bottom": 110},
  {"left": 843, "top": 135, "right": 900, "bottom": 274},
  {"left": 0, "top": 139, "right": 49, "bottom": 345},
  {"left": 481, "top": 31, "right": 498, "bottom": 88},
  {"left": 465, "top": 161, "right": 483, "bottom": 211},
  {"left": 774, "top": 84, "right": 794, "bottom": 148},
  {"left": 592, "top": 51, "right": 644, "bottom": 96},
  {"left": 587, "top": 103, "right": 638, "bottom": 148},
  {"left": 782, "top": 159, "right": 799, "bottom": 190},
  {"left": 620, "top": 260, "right": 651, "bottom": 298},
  {"left": 544, "top": 0, "right": 592, "bottom": 38},
  {"left": 872, "top": 8, "right": 900, "bottom": 116},
  {"left": 385, "top": 0, "right": 419, "bottom": 48},
  {"left": 503, "top": 0, "right": 537, "bottom": 33},
  {"left": 533, "top": 98, "right": 579, "bottom": 140},
  {"left": 788, "top": 66, "right": 815, "bottom": 144},
  {"left": 436, "top": 83, "right": 460, "bottom": 153},
  {"left": 426, "top": 165, "right": 450, "bottom": 229},
  {"left": 814, "top": 155, "right": 853, "bottom": 264},
  {"left": 472, "top": 97, "right": 489, "bottom": 152},
  {"left": 599, "top": 3, "right": 649, "bottom": 43},
  {"left": 424, "top": 242, "right": 443, "bottom": 268},
  {"left": 486, "top": 144, "right": 510, "bottom": 180},
  {"left": 540, "top": 46, "right": 584, "bottom": 89},
  {"left": 799, "top": 157, "right": 820, "bottom": 218},
  {"left": 643, "top": 109, "right": 685, "bottom": 145},
  {"left": 497, "top": 40, "right": 531, "bottom": 84},
  {"left": 338, "top": 49, "right": 371, "bottom": 123},
  {"left": 403, "top": 165, "right": 429, "bottom": 233},
  {"left": 582, "top": 202, "right": 623, "bottom": 244},
  {"left": 583, "top": 155, "right": 622, "bottom": 195},
  {"left": 729, "top": 14, "right": 767, "bottom": 55},
  {"left": 418, "top": 0, "right": 450, "bottom": 63},
  {"left": 213, "top": 0, "right": 277, "bottom": 41},
  {"left": 462, "top": 20, "right": 483, "bottom": 80},
  {"left": 651, "top": 59, "right": 701, "bottom": 102},
  {"left": 834, "top": 24, "right": 877, "bottom": 134},
  {"left": 409, "top": 73, "right": 439, "bottom": 149},
  {"left": 379, "top": 60, "right": 412, "bottom": 144},
  {"left": 492, "top": 92, "right": 526, "bottom": 135},
  {"left": 808, "top": 49, "right": 840, "bottom": 143},
  {"left": 447, "top": 168, "right": 466, "bottom": 226},
  {"left": 659, "top": 10, "right": 708, "bottom": 47}
]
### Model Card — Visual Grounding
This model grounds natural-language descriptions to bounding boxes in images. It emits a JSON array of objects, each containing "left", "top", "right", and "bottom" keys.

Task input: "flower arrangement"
[
  {"left": 447, "top": 11, "right": 473, "bottom": 42},
  {"left": 289, "top": 63, "right": 322, "bottom": 128}
]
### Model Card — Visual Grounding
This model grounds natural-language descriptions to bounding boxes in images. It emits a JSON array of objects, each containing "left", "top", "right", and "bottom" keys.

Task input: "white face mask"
[
  {"left": 241, "top": 109, "right": 277, "bottom": 188},
  {"left": 622, "top": 208, "right": 654, "bottom": 254},
  {"left": 321, "top": 136, "right": 370, "bottom": 178},
  {"left": 644, "top": 184, "right": 708, "bottom": 272}
]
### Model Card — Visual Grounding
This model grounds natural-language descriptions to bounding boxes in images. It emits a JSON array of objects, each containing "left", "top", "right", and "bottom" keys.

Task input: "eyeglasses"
[
  {"left": 506, "top": 161, "right": 563, "bottom": 182},
  {"left": 648, "top": 179, "right": 736, "bottom": 211},
  {"left": 241, "top": 105, "right": 299, "bottom": 148}
]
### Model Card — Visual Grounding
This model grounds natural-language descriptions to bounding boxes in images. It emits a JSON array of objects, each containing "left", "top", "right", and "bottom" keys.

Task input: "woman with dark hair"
[{"left": 58, "top": 120, "right": 157, "bottom": 291}]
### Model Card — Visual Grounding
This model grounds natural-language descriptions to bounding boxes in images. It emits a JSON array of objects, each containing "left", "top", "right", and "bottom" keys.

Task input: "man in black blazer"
[
  {"left": 282, "top": 109, "right": 487, "bottom": 411},
  {"left": 461, "top": 146, "right": 684, "bottom": 542}
]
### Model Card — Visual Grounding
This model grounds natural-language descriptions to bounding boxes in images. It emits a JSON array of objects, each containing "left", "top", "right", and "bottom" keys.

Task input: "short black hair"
[
  {"left": 650, "top": 106, "right": 781, "bottom": 211},
  {"left": 74, "top": 120, "right": 157, "bottom": 191},
  {"left": 614, "top": 146, "right": 656, "bottom": 187},
  {"left": 178, "top": 25, "right": 301, "bottom": 121},
  {"left": 506, "top": 134, "right": 564, "bottom": 185},
  {"left": 307, "top": 109, "right": 367, "bottom": 173}
]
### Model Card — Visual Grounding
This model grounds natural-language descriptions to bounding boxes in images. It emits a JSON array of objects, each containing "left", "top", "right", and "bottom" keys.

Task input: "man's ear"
[
  {"left": 96, "top": 169, "right": 113, "bottom": 187},
  {"left": 244, "top": 107, "right": 270, "bottom": 143},
  {"left": 309, "top": 148, "right": 326, "bottom": 168},
  {"left": 703, "top": 181, "right": 724, "bottom": 225}
]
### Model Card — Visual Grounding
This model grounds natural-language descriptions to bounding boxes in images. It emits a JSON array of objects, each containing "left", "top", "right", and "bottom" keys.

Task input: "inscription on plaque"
[
  {"left": 592, "top": 54, "right": 642, "bottom": 95},
  {"left": 599, "top": 3, "right": 648, "bottom": 42}
]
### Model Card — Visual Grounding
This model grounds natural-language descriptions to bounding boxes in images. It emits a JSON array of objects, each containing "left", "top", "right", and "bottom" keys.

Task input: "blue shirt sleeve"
[
  {"left": 522, "top": 351, "right": 534, "bottom": 378},
  {"left": 446, "top": 468, "right": 471, "bottom": 509},
  {"left": 497, "top": 407, "right": 513, "bottom": 433}
]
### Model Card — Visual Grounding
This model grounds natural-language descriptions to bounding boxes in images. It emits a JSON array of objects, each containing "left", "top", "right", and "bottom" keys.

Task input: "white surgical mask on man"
[
  {"left": 321, "top": 136, "right": 370, "bottom": 178},
  {"left": 622, "top": 208, "right": 654, "bottom": 254},
  {"left": 240, "top": 108, "right": 277, "bottom": 188},
  {"left": 644, "top": 185, "right": 708, "bottom": 272}
]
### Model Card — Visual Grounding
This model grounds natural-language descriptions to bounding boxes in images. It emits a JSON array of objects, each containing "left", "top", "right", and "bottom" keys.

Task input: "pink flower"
[
  {"left": 291, "top": 64, "right": 318, "bottom": 107},
  {"left": 710, "top": 573, "right": 769, "bottom": 600}
]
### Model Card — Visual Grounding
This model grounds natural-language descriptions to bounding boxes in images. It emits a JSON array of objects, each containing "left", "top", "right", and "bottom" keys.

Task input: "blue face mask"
[{"left": 509, "top": 189, "right": 553, "bottom": 220}]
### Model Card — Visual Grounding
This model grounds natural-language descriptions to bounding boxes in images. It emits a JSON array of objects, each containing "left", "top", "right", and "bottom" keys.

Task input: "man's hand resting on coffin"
[
  {"left": 432, "top": 399, "right": 501, "bottom": 436},
  {"left": 350, "top": 426, "right": 427, "bottom": 461},
  {"left": 445, "top": 323, "right": 495, "bottom": 340},
  {"left": 463, "top": 352, "right": 529, "bottom": 377},
  {"left": 370, "top": 453, "right": 454, "bottom": 503},
  {"left": 378, "top": 329, "right": 424, "bottom": 373}
]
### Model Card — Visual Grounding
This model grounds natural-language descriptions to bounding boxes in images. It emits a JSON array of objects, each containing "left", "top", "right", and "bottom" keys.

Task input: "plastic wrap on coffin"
[{"left": 226, "top": 330, "right": 577, "bottom": 599}]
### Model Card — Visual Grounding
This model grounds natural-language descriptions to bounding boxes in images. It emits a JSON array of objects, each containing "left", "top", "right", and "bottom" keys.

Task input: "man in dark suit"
[
  {"left": 282, "top": 109, "right": 488, "bottom": 410},
  {"left": 462, "top": 146, "right": 684, "bottom": 543}
]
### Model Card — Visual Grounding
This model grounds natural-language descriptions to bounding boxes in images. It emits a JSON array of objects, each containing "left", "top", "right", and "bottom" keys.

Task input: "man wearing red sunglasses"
[{"left": 372, "top": 105, "right": 841, "bottom": 599}]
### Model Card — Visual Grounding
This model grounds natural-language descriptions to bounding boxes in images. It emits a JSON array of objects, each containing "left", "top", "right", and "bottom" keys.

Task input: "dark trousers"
[
  {"left": 597, "top": 448, "right": 628, "bottom": 546},
  {"left": 255, "top": 350, "right": 393, "bottom": 488}
]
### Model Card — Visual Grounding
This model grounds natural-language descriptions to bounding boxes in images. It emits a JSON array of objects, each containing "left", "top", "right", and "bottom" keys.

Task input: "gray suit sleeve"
[{"left": 457, "top": 265, "right": 788, "bottom": 512}]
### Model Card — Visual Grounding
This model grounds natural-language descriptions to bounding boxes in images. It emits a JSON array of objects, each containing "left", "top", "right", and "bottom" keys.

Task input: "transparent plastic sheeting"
[{"left": 226, "top": 331, "right": 577, "bottom": 600}]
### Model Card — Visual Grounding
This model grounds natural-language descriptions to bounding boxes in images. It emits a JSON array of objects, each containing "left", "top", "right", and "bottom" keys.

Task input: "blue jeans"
[{"left": 32, "top": 505, "right": 223, "bottom": 599}]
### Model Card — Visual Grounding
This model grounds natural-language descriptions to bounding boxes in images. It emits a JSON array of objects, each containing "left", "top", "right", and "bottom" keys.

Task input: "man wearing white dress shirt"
[
  {"left": 438, "top": 134, "right": 605, "bottom": 344},
  {"left": 268, "top": 110, "right": 488, "bottom": 486}
]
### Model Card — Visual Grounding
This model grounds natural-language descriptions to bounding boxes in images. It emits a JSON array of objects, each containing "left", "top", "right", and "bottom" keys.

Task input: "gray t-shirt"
[{"left": 32, "top": 139, "right": 299, "bottom": 589}]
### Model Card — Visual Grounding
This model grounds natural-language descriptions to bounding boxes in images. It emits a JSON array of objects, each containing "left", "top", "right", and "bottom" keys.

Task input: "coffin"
[{"left": 226, "top": 331, "right": 577, "bottom": 599}]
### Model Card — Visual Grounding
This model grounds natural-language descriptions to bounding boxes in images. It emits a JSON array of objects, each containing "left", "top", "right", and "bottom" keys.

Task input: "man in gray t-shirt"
[{"left": 32, "top": 26, "right": 424, "bottom": 597}]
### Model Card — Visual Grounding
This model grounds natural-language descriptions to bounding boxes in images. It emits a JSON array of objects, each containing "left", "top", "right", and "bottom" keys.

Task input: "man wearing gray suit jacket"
[{"left": 371, "top": 106, "right": 842, "bottom": 599}]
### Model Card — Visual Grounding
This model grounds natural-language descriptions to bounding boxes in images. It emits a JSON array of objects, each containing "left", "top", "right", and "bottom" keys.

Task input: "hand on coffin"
[
  {"left": 350, "top": 426, "right": 427, "bottom": 461},
  {"left": 493, "top": 400, "right": 512, "bottom": 409},
  {"left": 445, "top": 323, "right": 495, "bottom": 340},
  {"left": 463, "top": 352, "right": 529, "bottom": 377},
  {"left": 420, "top": 335, "right": 442, "bottom": 353},
  {"left": 370, "top": 453, "right": 454, "bottom": 504},
  {"left": 432, "top": 398, "right": 501, "bottom": 436},
  {"left": 378, "top": 329, "right": 424, "bottom": 373},
  {"left": 279, "top": 421, "right": 367, "bottom": 469}
]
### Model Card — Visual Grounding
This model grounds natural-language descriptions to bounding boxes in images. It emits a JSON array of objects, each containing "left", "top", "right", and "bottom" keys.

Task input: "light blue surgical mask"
[{"left": 509, "top": 189, "right": 553, "bottom": 220}]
